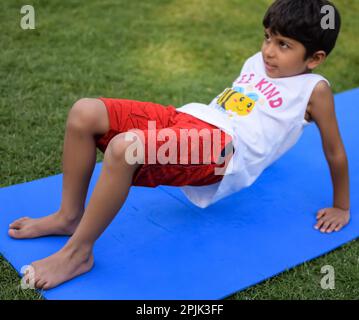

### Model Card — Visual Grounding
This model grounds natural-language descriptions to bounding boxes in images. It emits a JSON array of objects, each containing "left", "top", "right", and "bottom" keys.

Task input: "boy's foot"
[
  {"left": 8, "top": 211, "right": 83, "bottom": 239},
  {"left": 23, "top": 244, "right": 94, "bottom": 290}
]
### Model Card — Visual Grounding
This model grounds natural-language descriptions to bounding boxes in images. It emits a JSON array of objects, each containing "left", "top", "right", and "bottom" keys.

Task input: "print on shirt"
[
  {"left": 217, "top": 86, "right": 259, "bottom": 117},
  {"left": 234, "top": 73, "right": 283, "bottom": 109}
]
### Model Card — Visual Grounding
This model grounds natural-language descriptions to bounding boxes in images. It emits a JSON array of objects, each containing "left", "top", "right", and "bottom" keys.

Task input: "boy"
[{"left": 8, "top": 0, "right": 350, "bottom": 290}]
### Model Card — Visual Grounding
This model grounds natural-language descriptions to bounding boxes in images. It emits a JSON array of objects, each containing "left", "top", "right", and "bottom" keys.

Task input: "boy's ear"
[{"left": 307, "top": 50, "right": 327, "bottom": 70}]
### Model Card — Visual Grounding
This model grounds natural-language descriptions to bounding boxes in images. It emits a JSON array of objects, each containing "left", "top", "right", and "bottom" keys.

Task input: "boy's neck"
[{"left": 297, "top": 68, "right": 313, "bottom": 76}]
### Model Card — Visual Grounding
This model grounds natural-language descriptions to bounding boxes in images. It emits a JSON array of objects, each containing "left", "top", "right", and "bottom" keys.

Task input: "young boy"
[{"left": 9, "top": 0, "right": 350, "bottom": 290}]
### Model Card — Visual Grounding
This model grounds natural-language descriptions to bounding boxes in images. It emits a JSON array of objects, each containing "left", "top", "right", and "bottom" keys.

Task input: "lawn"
[{"left": 0, "top": 0, "right": 358, "bottom": 300}]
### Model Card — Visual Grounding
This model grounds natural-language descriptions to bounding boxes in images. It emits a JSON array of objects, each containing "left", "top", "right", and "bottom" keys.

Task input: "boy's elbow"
[
  {"left": 323, "top": 141, "right": 347, "bottom": 163},
  {"left": 326, "top": 150, "right": 348, "bottom": 164}
]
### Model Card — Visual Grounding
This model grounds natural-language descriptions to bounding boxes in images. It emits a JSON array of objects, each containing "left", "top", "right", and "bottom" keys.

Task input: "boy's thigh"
[
  {"left": 98, "top": 97, "right": 177, "bottom": 131},
  {"left": 131, "top": 128, "right": 234, "bottom": 187},
  {"left": 132, "top": 162, "right": 224, "bottom": 187},
  {"left": 95, "top": 97, "right": 178, "bottom": 153}
]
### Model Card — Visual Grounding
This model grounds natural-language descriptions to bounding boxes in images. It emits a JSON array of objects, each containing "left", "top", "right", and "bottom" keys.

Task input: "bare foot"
[
  {"left": 8, "top": 211, "right": 83, "bottom": 239},
  {"left": 23, "top": 245, "right": 94, "bottom": 290},
  {"left": 314, "top": 207, "right": 350, "bottom": 233}
]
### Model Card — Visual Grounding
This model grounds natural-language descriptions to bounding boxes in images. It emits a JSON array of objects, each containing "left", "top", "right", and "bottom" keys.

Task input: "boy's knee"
[
  {"left": 67, "top": 98, "right": 105, "bottom": 131},
  {"left": 104, "top": 132, "right": 144, "bottom": 166}
]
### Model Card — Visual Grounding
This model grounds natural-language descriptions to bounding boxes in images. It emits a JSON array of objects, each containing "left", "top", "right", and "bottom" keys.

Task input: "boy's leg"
[
  {"left": 8, "top": 98, "right": 110, "bottom": 239},
  {"left": 8, "top": 97, "right": 177, "bottom": 239},
  {"left": 24, "top": 132, "right": 143, "bottom": 290}
]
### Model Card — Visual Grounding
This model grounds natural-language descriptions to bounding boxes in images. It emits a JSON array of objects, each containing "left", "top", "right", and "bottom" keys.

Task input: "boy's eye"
[{"left": 279, "top": 41, "right": 289, "bottom": 49}]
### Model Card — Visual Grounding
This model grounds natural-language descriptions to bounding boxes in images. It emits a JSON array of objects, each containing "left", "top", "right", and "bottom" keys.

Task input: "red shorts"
[{"left": 95, "top": 98, "right": 234, "bottom": 187}]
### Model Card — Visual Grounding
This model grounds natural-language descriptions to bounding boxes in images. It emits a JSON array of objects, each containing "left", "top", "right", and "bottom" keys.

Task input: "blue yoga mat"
[{"left": 0, "top": 89, "right": 358, "bottom": 300}]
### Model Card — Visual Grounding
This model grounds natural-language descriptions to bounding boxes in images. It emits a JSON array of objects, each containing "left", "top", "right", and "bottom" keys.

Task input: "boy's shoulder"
[
  {"left": 309, "top": 79, "right": 333, "bottom": 106},
  {"left": 307, "top": 79, "right": 334, "bottom": 122}
]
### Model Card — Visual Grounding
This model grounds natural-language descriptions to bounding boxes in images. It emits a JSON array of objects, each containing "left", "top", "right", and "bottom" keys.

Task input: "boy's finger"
[
  {"left": 316, "top": 209, "right": 326, "bottom": 219},
  {"left": 320, "top": 221, "right": 331, "bottom": 232},
  {"left": 314, "top": 219, "right": 325, "bottom": 230},
  {"left": 334, "top": 223, "right": 343, "bottom": 232},
  {"left": 326, "top": 222, "right": 337, "bottom": 233}
]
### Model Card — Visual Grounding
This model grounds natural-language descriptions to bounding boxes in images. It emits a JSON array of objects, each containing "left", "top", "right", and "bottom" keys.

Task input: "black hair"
[{"left": 263, "top": 0, "right": 341, "bottom": 59}]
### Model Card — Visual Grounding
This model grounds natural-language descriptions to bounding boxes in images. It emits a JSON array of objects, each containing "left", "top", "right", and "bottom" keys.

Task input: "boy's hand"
[{"left": 314, "top": 207, "right": 350, "bottom": 233}]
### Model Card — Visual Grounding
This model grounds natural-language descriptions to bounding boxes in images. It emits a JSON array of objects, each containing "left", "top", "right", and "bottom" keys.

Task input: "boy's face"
[{"left": 261, "top": 28, "right": 322, "bottom": 78}]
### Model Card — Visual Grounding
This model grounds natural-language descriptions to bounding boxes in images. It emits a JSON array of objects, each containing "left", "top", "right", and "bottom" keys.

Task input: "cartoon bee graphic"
[{"left": 217, "top": 86, "right": 258, "bottom": 117}]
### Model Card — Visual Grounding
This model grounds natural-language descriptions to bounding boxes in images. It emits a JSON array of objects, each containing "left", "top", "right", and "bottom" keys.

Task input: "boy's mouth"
[{"left": 264, "top": 60, "right": 277, "bottom": 71}]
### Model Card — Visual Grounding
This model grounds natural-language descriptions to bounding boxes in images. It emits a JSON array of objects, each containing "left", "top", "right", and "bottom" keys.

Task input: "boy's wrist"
[{"left": 333, "top": 205, "right": 350, "bottom": 212}]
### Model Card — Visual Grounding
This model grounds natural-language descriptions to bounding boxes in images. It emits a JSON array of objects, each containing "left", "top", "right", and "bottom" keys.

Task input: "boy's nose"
[
  {"left": 263, "top": 42, "right": 276, "bottom": 59},
  {"left": 264, "top": 47, "right": 275, "bottom": 60}
]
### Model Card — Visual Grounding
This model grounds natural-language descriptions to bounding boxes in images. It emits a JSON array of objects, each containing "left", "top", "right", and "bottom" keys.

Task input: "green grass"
[{"left": 0, "top": 0, "right": 358, "bottom": 300}]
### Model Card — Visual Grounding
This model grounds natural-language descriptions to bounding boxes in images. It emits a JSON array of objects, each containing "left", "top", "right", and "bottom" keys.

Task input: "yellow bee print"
[{"left": 217, "top": 87, "right": 258, "bottom": 116}]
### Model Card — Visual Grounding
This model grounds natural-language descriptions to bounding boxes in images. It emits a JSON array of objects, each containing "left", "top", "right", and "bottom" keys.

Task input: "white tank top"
[{"left": 176, "top": 51, "right": 330, "bottom": 208}]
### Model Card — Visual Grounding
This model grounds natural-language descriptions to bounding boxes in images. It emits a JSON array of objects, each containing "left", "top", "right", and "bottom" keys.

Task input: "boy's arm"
[{"left": 309, "top": 81, "right": 350, "bottom": 232}]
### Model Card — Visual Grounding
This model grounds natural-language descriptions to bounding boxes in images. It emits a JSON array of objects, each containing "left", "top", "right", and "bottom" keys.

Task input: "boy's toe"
[
  {"left": 9, "top": 217, "right": 30, "bottom": 228},
  {"left": 34, "top": 273, "right": 45, "bottom": 289},
  {"left": 36, "top": 279, "right": 47, "bottom": 289},
  {"left": 9, "top": 221, "right": 23, "bottom": 229},
  {"left": 8, "top": 228, "right": 18, "bottom": 238},
  {"left": 8, "top": 228, "right": 27, "bottom": 239},
  {"left": 42, "top": 282, "right": 51, "bottom": 290}
]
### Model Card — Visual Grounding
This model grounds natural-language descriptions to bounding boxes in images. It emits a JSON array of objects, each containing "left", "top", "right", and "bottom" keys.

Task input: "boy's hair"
[{"left": 263, "top": 0, "right": 341, "bottom": 59}]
